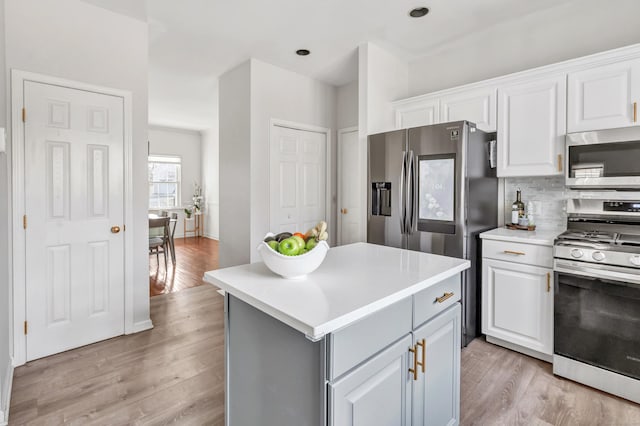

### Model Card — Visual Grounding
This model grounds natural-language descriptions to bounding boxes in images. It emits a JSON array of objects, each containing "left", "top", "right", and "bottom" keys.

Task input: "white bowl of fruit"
[{"left": 258, "top": 221, "right": 330, "bottom": 280}]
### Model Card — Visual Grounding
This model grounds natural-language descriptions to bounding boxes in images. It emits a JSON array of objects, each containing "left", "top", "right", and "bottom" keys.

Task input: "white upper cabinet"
[
  {"left": 395, "top": 97, "right": 439, "bottom": 129},
  {"left": 497, "top": 74, "right": 566, "bottom": 177},
  {"left": 567, "top": 59, "right": 640, "bottom": 132},
  {"left": 440, "top": 87, "right": 497, "bottom": 132}
]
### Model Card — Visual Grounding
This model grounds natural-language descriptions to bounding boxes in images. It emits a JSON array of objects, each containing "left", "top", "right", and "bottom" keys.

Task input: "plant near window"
[
  {"left": 193, "top": 182, "right": 204, "bottom": 212},
  {"left": 184, "top": 207, "right": 193, "bottom": 218}
]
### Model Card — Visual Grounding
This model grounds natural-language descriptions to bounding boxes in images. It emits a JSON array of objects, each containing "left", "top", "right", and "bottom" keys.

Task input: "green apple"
[
  {"left": 299, "top": 248, "right": 308, "bottom": 255},
  {"left": 278, "top": 237, "right": 300, "bottom": 256},
  {"left": 267, "top": 240, "right": 279, "bottom": 251},
  {"left": 292, "top": 235, "right": 306, "bottom": 251},
  {"left": 305, "top": 238, "right": 318, "bottom": 251}
]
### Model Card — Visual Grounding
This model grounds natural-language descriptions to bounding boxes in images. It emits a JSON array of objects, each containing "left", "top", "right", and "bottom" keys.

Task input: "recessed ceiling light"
[
  {"left": 296, "top": 49, "right": 311, "bottom": 56},
  {"left": 409, "top": 7, "right": 429, "bottom": 18}
]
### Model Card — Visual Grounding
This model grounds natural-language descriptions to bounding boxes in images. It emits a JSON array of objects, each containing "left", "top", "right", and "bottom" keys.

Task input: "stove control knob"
[
  {"left": 592, "top": 251, "right": 606, "bottom": 262},
  {"left": 570, "top": 249, "right": 584, "bottom": 258},
  {"left": 630, "top": 255, "right": 640, "bottom": 267}
]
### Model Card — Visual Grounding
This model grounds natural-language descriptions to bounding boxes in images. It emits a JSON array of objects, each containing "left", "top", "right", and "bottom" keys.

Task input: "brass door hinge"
[
  {"left": 123, "top": 224, "right": 126, "bottom": 232},
  {"left": 24, "top": 321, "right": 28, "bottom": 335},
  {"left": 23, "top": 215, "right": 27, "bottom": 230},
  {"left": 22, "top": 108, "right": 26, "bottom": 123}
]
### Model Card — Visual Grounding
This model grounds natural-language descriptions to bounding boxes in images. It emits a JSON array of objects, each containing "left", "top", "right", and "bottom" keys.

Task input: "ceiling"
[{"left": 85, "top": 0, "right": 578, "bottom": 130}]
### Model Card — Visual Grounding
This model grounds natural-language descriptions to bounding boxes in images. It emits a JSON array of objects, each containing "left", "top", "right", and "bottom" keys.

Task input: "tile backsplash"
[{"left": 503, "top": 176, "right": 575, "bottom": 232}]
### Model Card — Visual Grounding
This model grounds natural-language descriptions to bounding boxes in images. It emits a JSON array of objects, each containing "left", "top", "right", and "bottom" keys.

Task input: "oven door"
[{"left": 554, "top": 259, "right": 640, "bottom": 380}]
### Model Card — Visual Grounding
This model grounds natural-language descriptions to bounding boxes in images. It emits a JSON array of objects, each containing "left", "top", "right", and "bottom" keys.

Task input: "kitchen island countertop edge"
[{"left": 203, "top": 242, "right": 470, "bottom": 340}]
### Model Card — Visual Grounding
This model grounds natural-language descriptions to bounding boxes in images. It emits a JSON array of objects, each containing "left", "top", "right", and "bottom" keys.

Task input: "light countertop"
[
  {"left": 480, "top": 227, "right": 561, "bottom": 246},
  {"left": 204, "top": 242, "right": 469, "bottom": 341}
]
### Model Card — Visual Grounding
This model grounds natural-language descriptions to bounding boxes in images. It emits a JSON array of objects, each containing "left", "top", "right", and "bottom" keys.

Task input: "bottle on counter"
[{"left": 511, "top": 189, "right": 525, "bottom": 225}]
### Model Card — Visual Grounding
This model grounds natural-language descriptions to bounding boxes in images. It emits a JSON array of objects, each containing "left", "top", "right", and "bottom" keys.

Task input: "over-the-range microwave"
[{"left": 566, "top": 126, "right": 640, "bottom": 189}]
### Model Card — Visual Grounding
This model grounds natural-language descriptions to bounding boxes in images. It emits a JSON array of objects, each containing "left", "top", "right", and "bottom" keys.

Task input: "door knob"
[
  {"left": 341, "top": 208, "right": 348, "bottom": 214},
  {"left": 111, "top": 226, "right": 121, "bottom": 234}
]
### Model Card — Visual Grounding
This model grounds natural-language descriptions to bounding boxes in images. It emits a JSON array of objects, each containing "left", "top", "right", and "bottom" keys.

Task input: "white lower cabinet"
[
  {"left": 482, "top": 258, "right": 553, "bottom": 356},
  {"left": 412, "top": 304, "right": 461, "bottom": 426},
  {"left": 329, "top": 303, "right": 462, "bottom": 426},
  {"left": 330, "top": 335, "right": 412, "bottom": 426}
]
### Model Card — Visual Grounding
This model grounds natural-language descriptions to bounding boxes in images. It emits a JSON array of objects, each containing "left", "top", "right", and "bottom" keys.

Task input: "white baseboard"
[
  {"left": 485, "top": 335, "right": 552, "bottom": 363},
  {"left": 0, "top": 359, "right": 14, "bottom": 426},
  {"left": 173, "top": 233, "right": 218, "bottom": 240},
  {"left": 128, "top": 319, "right": 153, "bottom": 334}
]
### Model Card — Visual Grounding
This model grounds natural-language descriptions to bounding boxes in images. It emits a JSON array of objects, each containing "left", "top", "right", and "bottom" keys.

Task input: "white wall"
[
  {"left": 250, "top": 59, "right": 337, "bottom": 262},
  {"left": 219, "top": 59, "right": 337, "bottom": 266},
  {"left": 4, "top": 0, "right": 150, "bottom": 344},
  {"left": 336, "top": 81, "right": 358, "bottom": 130},
  {"left": 0, "top": 0, "right": 10, "bottom": 421},
  {"left": 359, "top": 43, "right": 408, "bottom": 135},
  {"left": 201, "top": 126, "right": 219, "bottom": 240},
  {"left": 219, "top": 61, "right": 251, "bottom": 267},
  {"left": 408, "top": 0, "right": 640, "bottom": 97},
  {"left": 148, "top": 126, "right": 204, "bottom": 238}
]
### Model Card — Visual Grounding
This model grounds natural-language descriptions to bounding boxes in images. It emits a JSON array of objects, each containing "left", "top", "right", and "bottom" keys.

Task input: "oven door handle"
[{"left": 554, "top": 260, "right": 640, "bottom": 286}]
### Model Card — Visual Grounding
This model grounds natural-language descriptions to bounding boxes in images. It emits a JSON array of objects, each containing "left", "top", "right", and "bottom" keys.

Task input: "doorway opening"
[{"left": 147, "top": 126, "right": 219, "bottom": 297}]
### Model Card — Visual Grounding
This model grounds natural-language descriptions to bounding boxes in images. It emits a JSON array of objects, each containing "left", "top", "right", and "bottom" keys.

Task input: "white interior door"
[
  {"left": 270, "top": 125, "right": 327, "bottom": 237},
  {"left": 24, "top": 81, "right": 125, "bottom": 361},
  {"left": 338, "top": 128, "right": 364, "bottom": 245}
]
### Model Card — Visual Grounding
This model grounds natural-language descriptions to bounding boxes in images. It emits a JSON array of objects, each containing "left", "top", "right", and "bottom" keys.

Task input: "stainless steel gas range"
[{"left": 553, "top": 198, "right": 640, "bottom": 404}]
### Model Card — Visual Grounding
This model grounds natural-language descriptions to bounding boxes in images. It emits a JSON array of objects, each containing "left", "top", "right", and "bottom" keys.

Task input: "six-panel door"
[
  {"left": 24, "top": 80, "right": 125, "bottom": 361},
  {"left": 412, "top": 304, "right": 461, "bottom": 426},
  {"left": 270, "top": 125, "right": 327, "bottom": 235},
  {"left": 482, "top": 258, "right": 554, "bottom": 355}
]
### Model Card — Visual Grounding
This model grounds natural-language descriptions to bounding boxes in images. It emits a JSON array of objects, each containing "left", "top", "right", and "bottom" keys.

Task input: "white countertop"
[
  {"left": 479, "top": 227, "right": 561, "bottom": 246},
  {"left": 204, "top": 242, "right": 469, "bottom": 341}
]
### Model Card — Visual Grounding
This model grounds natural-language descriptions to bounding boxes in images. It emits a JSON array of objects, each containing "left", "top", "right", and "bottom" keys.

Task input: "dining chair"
[
  {"left": 149, "top": 216, "right": 170, "bottom": 269},
  {"left": 169, "top": 212, "right": 178, "bottom": 264}
]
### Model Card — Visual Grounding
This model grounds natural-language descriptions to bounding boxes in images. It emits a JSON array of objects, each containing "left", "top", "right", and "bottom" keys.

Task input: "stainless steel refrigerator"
[{"left": 368, "top": 121, "right": 497, "bottom": 346}]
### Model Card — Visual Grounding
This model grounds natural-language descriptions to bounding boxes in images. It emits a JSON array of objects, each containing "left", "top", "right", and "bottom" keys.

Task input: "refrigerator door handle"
[
  {"left": 407, "top": 150, "right": 416, "bottom": 234},
  {"left": 399, "top": 151, "right": 407, "bottom": 234}
]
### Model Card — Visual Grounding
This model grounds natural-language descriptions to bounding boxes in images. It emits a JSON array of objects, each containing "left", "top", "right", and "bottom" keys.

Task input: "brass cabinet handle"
[
  {"left": 547, "top": 272, "right": 551, "bottom": 293},
  {"left": 408, "top": 344, "right": 418, "bottom": 381},
  {"left": 417, "top": 339, "right": 426, "bottom": 373},
  {"left": 634, "top": 102, "right": 638, "bottom": 123},
  {"left": 558, "top": 154, "right": 563, "bottom": 172},
  {"left": 503, "top": 250, "right": 526, "bottom": 256},
  {"left": 435, "top": 292, "right": 454, "bottom": 304},
  {"left": 342, "top": 208, "right": 348, "bottom": 214},
  {"left": 111, "top": 226, "right": 121, "bottom": 234}
]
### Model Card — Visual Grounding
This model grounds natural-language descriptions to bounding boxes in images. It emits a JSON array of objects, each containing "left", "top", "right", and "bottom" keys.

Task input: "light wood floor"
[
  {"left": 149, "top": 237, "right": 219, "bottom": 297},
  {"left": 9, "top": 284, "right": 640, "bottom": 425},
  {"left": 9, "top": 285, "right": 225, "bottom": 425},
  {"left": 461, "top": 338, "right": 640, "bottom": 425}
]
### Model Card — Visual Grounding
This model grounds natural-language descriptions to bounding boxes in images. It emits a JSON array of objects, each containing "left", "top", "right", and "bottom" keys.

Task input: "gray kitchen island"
[{"left": 204, "top": 242, "right": 470, "bottom": 426}]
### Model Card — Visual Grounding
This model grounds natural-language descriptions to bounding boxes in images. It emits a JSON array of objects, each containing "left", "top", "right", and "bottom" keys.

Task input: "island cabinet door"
[
  {"left": 412, "top": 304, "right": 461, "bottom": 426},
  {"left": 329, "top": 334, "right": 412, "bottom": 426}
]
